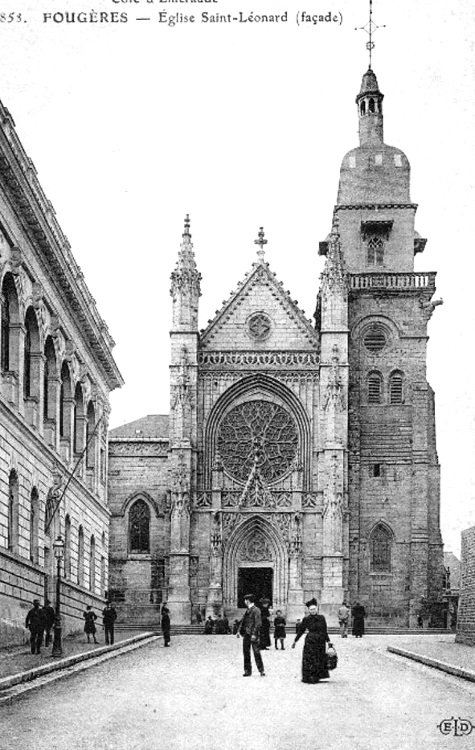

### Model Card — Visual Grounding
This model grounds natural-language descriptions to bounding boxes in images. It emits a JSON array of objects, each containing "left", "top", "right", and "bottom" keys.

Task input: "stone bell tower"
[
  {"left": 320, "top": 66, "right": 444, "bottom": 625},
  {"left": 168, "top": 215, "right": 201, "bottom": 623}
]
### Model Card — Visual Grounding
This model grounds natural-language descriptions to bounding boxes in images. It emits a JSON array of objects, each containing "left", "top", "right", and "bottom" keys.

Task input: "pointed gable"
[{"left": 200, "top": 262, "right": 319, "bottom": 351}]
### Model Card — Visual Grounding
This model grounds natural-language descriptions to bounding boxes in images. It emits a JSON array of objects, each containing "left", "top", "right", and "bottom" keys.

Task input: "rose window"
[
  {"left": 248, "top": 313, "right": 271, "bottom": 341},
  {"left": 217, "top": 400, "right": 298, "bottom": 482}
]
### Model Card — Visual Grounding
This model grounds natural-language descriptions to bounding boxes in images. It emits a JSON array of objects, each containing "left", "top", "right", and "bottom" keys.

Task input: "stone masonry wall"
[
  {"left": 108, "top": 439, "right": 170, "bottom": 623},
  {"left": 456, "top": 526, "right": 475, "bottom": 646}
]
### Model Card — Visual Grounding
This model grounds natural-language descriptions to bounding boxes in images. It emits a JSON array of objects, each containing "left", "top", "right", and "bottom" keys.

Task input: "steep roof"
[
  {"left": 200, "top": 260, "right": 319, "bottom": 350},
  {"left": 109, "top": 414, "right": 169, "bottom": 440}
]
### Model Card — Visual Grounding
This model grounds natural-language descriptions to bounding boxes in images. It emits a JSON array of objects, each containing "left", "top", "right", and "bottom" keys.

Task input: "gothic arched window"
[
  {"left": 367, "top": 235, "right": 384, "bottom": 265},
  {"left": 368, "top": 372, "right": 383, "bottom": 404},
  {"left": 129, "top": 499, "right": 150, "bottom": 554},
  {"left": 389, "top": 371, "right": 404, "bottom": 404},
  {"left": 370, "top": 524, "right": 392, "bottom": 572}
]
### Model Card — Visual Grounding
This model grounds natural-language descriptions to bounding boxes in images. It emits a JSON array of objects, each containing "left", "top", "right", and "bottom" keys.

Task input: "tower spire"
[
  {"left": 355, "top": 0, "right": 386, "bottom": 69},
  {"left": 170, "top": 214, "right": 201, "bottom": 329}
]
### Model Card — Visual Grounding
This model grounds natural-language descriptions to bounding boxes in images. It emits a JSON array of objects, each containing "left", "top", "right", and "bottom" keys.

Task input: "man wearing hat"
[
  {"left": 25, "top": 599, "right": 46, "bottom": 655},
  {"left": 237, "top": 594, "right": 265, "bottom": 677}
]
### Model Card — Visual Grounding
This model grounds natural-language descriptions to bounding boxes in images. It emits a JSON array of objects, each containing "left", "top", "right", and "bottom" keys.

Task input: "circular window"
[
  {"left": 363, "top": 325, "right": 387, "bottom": 353},
  {"left": 218, "top": 400, "right": 298, "bottom": 483},
  {"left": 248, "top": 313, "right": 271, "bottom": 341}
]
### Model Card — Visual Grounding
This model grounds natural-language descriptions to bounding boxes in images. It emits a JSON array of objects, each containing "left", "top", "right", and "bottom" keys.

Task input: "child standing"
[{"left": 273, "top": 610, "right": 286, "bottom": 650}]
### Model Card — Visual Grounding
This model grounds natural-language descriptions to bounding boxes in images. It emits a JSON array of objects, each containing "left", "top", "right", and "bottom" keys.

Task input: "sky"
[{"left": 0, "top": 0, "right": 474, "bottom": 555}]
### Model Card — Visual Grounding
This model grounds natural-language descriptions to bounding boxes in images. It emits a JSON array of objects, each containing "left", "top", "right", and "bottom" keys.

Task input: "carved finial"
[
  {"left": 254, "top": 227, "right": 267, "bottom": 262},
  {"left": 355, "top": 0, "right": 386, "bottom": 68},
  {"left": 182, "top": 214, "right": 191, "bottom": 240}
]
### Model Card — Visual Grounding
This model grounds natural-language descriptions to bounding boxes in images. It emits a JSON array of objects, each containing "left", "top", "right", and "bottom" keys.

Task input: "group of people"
[
  {"left": 24, "top": 599, "right": 118, "bottom": 655},
  {"left": 82, "top": 602, "right": 118, "bottom": 645},
  {"left": 204, "top": 614, "right": 231, "bottom": 634},
  {"left": 235, "top": 596, "right": 366, "bottom": 683},
  {"left": 236, "top": 594, "right": 333, "bottom": 682},
  {"left": 25, "top": 599, "right": 55, "bottom": 655},
  {"left": 337, "top": 600, "right": 366, "bottom": 638}
]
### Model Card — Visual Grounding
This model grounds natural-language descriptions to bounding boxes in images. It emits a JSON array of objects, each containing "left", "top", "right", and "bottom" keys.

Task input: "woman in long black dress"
[
  {"left": 351, "top": 601, "right": 366, "bottom": 638},
  {"left": 259, "top": 599, "right": 271, "bottom": 650},
  {"left": 292, "top": 598, "right": 330, "bottom": 683}
]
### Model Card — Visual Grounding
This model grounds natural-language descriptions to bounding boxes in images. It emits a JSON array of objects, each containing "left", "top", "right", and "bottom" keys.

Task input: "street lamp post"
[{"left": 52, "top": 534, "right": 64, "bottom": 658}]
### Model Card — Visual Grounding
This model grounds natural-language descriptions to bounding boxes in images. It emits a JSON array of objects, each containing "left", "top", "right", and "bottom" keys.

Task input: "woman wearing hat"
[{"left": 291, "top": 598, "right": 331, "bottom": 683}]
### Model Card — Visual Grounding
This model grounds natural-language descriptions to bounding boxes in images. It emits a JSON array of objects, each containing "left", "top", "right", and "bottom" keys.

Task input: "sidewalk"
[
  {"left": 382, "top": 634, "right": 475, "bottom": 683},
  {"left": 0, "top": 630, "right": 143, "bottom": 681}
]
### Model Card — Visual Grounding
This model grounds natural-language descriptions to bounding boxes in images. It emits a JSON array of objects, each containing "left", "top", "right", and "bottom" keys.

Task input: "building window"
[
  {"left": 64, "top": 514, "right": 71, "bottom": 579},
  {"left": 23, "top": 325, "right": 32, "bottom": 397},
  {"left": 373, "top": 464, "right": 381, "bottom": 478},
  {"left": 89, "top": 535, "right": 96, "bottom": 592},
  {"left": 43, "top": 336, "right": 57, "bottom": 424},
  {"left": 100, "top": 556, "right": 106, "bottom": 598},
  {"left": 1, "top": 289, "right": 10, "bottom": 371},
  {"left": 8, "top": 469, "right": 19, "bottom": 552},
  {"left": 74, "top": 383, "right": 85, "bottom": 454},
  {"left": 45, "top": 491, "right": 55, "bottom": 534},
  {"left": 363, "top": 325, "right": 387, "bottom": 353},
  {"left": 390, "top": 371, "right": 404, "bottom": 404},
  {"left": 368, "top": 372, "right": 383, "bottom": 404},
  {"left": 371, "top": 524, "right": 392, "bottom": 572},
  {"left": 78, "top": 525, "right": 84, "bottom": 586},
  {"left": 367, "top": 235, "right": 384, "bottom": 265},
  {"left": 86, "top": 401, "right": 96, "bottom": 469},
  {"left": 129, "top": 499, "right": 150, "bottom": 554},
  {"left": 30, "top": 487, "right": 39, "bottom": 564}
]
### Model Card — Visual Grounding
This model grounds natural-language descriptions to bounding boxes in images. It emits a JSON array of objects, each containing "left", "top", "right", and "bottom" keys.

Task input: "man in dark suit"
[
  {"left": 25, "top": 599, "right": 45, "bottom": 654},
  {"left": 237, "top": 594, "right": 265, "bottom": 677},
  {"left": 102, "top": 601, "right": 117, "bottom": 645}
]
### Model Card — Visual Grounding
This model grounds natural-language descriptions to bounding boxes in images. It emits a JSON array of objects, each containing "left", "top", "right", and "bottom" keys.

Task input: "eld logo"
[{"left": 437, "top": 718, "right": 474, "bottom": 736}]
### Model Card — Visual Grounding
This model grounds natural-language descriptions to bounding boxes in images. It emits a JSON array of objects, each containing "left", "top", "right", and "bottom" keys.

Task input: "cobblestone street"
[{"left": 1, "top": 635, "right": 474, "bottom": 750}]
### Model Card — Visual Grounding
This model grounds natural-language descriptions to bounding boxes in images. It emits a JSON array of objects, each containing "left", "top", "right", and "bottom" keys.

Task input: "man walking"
[
  {"left": 43, "top": 599, "right": 55, "bottom": 647},
  {"left": 238, "top": 594, "right": 265, "bottom": 677},
  {"left": 25, "top": 599, "right": 45, "bottom": 655},
  {"left": 161, "top": 605, "right": 171, "bottom": 647},
  {"left": 102, "top": 601, "right": 117, "bottom": 645},
  {"left": 338, "top": 600, "right": 350, "bottom": 638}
]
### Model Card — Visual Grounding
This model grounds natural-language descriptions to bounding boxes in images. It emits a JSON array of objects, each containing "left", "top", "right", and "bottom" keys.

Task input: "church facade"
[{"left": 108, "top": 68, "right": 444, "bottom": 626}]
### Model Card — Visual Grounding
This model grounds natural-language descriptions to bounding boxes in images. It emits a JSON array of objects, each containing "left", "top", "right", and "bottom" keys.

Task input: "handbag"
[{"left": 325, "top": 643, "right": 338, "bottom": 670}]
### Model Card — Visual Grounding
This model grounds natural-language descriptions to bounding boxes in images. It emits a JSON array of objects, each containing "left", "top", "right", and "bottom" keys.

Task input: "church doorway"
[{"left": 237, "top": 567, "right": 273, "bottom": 607}]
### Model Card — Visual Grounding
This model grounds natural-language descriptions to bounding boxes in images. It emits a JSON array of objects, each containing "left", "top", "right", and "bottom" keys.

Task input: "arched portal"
[{"left": 223, "top": 515, "right": 289, "bottom": 611}]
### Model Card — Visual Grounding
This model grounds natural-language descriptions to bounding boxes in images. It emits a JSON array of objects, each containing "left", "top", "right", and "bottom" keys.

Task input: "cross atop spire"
[
  {"left": 254, "top": 227, "right": 268, "bottom": 262},
  {"left": 355, "top": 0, "right": 386, "bottom": 69},
  {"left": 182, "top": 213, "right": 191, "bottom": 241}
]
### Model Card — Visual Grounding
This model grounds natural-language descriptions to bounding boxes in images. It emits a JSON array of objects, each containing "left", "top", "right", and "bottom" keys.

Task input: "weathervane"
[
  {"left": 254, "top": 227, "right": 267, "bottom": 262},
  {"left": 355, "top": 0, "right": 386, "bottom": 68}
]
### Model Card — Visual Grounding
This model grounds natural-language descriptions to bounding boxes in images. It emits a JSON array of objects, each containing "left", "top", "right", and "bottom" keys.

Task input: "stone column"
[
  {"left": 320, "top": 450, "right": 345, "bottom": 621},
  {"left": 206, "top": 459, "right": 224, "bottom": 616},
  {"left": 206, "top": 510, "right": 224, "bottom": 617},
  {"left": 287, "top": 511, "right": 304, "bottom": 622},
  {"left": 167, "top": 449, "right": 192, "bottom": 623}
]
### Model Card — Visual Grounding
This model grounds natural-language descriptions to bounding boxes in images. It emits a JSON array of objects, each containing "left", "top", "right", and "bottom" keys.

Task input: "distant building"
[
  {"left": 0, "top": 98, "right": 123, "bottom": 645},
  {"left": 108, "top": 67, "right": 444, "bottom": 627},
  {"left": 456, "top": 526, "right": 475, "bottom": 646},
  {"left": 444, "top": 551, "right": 461, "bottom": 591}
]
